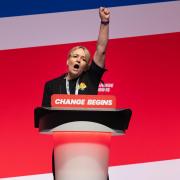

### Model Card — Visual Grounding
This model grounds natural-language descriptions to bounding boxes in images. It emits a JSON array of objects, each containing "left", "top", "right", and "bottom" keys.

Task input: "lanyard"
[{"left": 65, "top": 77, "right": 80, "bottom": 95}]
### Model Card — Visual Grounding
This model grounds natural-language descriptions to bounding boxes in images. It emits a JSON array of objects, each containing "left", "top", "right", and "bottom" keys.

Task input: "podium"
[{"left": 34, "top": 107, "right": 132, "bottom": 180}]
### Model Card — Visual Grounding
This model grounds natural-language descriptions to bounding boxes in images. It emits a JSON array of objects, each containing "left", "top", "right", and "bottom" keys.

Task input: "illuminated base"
[{"left": 53, "top": 132, "right": 112, "bottom": 180}]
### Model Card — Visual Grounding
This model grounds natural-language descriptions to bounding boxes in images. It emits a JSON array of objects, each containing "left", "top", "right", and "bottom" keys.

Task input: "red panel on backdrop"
[{"left": 0, "top": 32, "right": 180, "bottom": 178}]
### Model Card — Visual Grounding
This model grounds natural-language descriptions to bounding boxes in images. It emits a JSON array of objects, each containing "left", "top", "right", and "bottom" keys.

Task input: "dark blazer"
[{"left": 42, "top": 61, "right": 106, "bottom": 107}]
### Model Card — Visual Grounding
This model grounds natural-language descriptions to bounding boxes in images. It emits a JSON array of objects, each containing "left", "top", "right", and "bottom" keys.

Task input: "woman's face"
[{"left": 67, "top": 48, "right": 88, "bottom": 79}]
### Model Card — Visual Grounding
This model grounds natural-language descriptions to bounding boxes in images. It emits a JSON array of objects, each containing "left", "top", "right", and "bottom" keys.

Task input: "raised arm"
[{"left": 93, "top": 7, "right": 110, "bottom": 68}]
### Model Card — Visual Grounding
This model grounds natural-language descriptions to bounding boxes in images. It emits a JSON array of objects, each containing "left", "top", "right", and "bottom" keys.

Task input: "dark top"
[{"left": 42, "top": 61, "right": 106, "bottom": 107}]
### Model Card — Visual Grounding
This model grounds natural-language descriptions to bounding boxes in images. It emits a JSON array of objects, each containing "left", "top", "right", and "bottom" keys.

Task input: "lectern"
[{"left": 34, "top": 106, "right": 132, "bottom": 180}]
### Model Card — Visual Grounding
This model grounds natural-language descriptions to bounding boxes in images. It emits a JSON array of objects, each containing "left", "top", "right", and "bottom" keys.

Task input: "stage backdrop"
[{"left": 0, "top": 1, "right": 180, "bottom": 179}]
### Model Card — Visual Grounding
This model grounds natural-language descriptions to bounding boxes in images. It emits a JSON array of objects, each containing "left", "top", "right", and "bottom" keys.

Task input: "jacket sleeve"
[{"left": 41, "top": 82, "right": 51, "bottom": 107}]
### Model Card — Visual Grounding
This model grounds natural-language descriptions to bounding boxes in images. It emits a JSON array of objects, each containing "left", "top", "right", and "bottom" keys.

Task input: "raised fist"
[{"left": 99, "top": 7, "right": 110, "bottom": 22}]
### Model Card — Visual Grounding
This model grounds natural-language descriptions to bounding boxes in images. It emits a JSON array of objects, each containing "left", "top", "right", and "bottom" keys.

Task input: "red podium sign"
[{"left": 51, "top": 94, "right": 116, "bottom": 109}]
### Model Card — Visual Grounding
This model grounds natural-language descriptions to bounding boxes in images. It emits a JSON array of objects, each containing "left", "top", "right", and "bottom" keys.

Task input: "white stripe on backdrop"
[
  {"left": 1, "top": 159, "right": 180, "bottom": 180},
  {"left": 0, "top": 1, "right": 180, "bottom": 50}
]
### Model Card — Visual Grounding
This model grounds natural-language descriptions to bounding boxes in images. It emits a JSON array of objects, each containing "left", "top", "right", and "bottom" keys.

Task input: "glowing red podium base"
[{"left": 53, "top": 132, "right": 111, "bottom": 180}]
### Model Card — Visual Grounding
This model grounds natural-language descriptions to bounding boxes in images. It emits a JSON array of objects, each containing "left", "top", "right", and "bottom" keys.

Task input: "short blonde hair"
[{"left": 67, "top": 46, "right": 91, "bottom": 63}]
